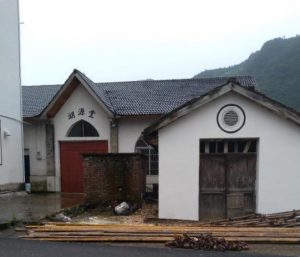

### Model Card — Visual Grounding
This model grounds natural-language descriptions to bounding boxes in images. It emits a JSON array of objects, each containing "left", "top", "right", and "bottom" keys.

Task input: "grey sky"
[{"left": 20, "top": 0, "right": 300, "bottom": 85}]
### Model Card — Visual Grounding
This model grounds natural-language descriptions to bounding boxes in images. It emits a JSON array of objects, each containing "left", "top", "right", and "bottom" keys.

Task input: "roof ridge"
[
  {"left": 22, "top": 84, "right": 62, "bottom": 87},
  {"left": 74, "top": 69, "right": 116, "bottom": 113},
  {"left": 22, "top": 76, "right": 255, "bottom": 88},
  {"left": 94, "top": 75, "right": 255, "bottom": 85}
]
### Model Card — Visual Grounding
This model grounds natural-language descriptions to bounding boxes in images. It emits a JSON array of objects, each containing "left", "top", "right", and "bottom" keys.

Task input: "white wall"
[
  {"left": 119, "top": 118, "right": 159, "bottom": 186},
  {"left": 23, "top": 122, "right": 47, "bottom": 185},
  {"left": 118, "top": 119, "right": 155, "bottom": 153},
  {"left": 0, "top": 119, "right": 23, "bottom": 186},
  {"left": 159, "top": 92, "right": 300, "bottom": 220},
  {"left": 52, "top": 85, "right": 111, "bottom": 191},
  {"left": 0, "top": 0, "right": 21, "bottom": 119},
  {"left": 0, "top": 0, "right": 23, "bottom": 188}
]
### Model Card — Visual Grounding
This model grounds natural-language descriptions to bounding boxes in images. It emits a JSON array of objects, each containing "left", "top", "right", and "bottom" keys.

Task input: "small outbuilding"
[{"left": 144, "top": 80, "right": 300, "bottom": 221}]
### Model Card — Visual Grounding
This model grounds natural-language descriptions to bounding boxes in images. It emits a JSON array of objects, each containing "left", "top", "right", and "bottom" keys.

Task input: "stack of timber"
[
  {"left": 19, "top": 223, "right": 300, "bottom": 244},
  {"left": 210, "top": 210, "right": 300, "bottom": 227}
]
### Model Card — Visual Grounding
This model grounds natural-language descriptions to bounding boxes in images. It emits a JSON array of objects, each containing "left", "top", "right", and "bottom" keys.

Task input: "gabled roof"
[
  {"left": 39, "top": 69, "right": 114, "bottom": 118},
  {"left": 143, "top": 81, "right": 300, "bottom": 136},
  {"left": 22, "top": 69, "right": 256, "bottom": 118},
  {"left": 22, "top": 84, "right": 61, "bottom": 117}
]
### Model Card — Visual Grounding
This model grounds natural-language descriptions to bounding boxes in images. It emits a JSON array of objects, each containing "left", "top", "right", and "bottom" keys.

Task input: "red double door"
[{"left": 60, "top": 141, "right": 108, "bottom": 193}]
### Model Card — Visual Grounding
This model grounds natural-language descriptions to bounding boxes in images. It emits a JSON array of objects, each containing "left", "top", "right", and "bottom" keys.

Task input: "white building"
[
  {"left": 0, "top": 0, "right": 23, "bottom": 191},
  {"left": 23, "top": 70, "right": 255, "bottom": 192},
  {"left": 144, "top": 82, "right": 300, "bottom": 220},
  {"left": 22, "top": 69, "right": 300, "bottom": 220}
]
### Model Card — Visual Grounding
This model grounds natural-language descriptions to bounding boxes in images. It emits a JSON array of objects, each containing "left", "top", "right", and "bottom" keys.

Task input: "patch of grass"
[{"left": 9, "top": 214, "right": 21, "bottom": 227}]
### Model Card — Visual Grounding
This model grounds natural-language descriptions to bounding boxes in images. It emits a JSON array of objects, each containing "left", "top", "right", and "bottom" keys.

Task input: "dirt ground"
[{"left": 67, "top": 202, "right": 159, "bottom": 225}]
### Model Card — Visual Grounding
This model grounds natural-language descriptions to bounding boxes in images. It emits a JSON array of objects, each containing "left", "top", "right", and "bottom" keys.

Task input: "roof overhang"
[
  {"left": 40, "top": 70, "right": 114, "bottom": 119},
  {"left": 143, "top": 82, "right": 300, "bottom": 136}
]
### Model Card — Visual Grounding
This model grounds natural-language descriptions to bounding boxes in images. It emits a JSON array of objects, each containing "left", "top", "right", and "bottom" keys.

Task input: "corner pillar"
[{"left": 110, "top": 119, "right": 119, "bottom": 153}]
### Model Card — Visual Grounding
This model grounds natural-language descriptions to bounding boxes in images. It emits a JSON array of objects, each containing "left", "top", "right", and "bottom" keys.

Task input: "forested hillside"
[{"left": 194, "top": 36, "right": 300, "bottom": 111}]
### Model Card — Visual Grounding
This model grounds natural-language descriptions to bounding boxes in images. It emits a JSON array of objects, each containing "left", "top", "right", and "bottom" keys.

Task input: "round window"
[{"left": 217, "top": 104, "right": 245, "bottom": 133}]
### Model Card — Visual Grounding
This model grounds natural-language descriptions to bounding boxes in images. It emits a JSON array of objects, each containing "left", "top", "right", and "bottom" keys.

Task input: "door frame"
[
  {"left": 24, "top": 148, "right": 30, "bottom": 183},
  {"left": 198, "top": 138, "right": 259, "bottom": 220}
]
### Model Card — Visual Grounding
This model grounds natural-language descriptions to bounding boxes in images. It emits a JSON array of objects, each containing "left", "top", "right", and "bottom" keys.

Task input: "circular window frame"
[{"left": 216, "top": 104, "right": 246, "bottom": 133}]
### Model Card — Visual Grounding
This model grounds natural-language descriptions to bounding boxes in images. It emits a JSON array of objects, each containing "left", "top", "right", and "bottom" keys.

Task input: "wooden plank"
[
  {"left": 22, "top": 231, "right": 300, "bottom": 238},
  {"left": 20, "top": 223, "right": 300, "bottom": 244},
  {"left": 26, "top": 225, "right": 300, "bottom": 232},
  {"left": 22, "top": 236, "right": 300, "bottom": 243},
  {"left": 23, "top": 236, "right": 173, "bottom": 242}
]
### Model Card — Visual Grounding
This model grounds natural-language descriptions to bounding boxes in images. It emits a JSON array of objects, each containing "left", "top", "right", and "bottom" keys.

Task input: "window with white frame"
[{"left": 135, "top": 138, "right": 158, "bottom": 176}]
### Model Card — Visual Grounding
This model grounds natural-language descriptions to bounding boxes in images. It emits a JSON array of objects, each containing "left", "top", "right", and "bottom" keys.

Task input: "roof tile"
[{"left": 22, "top": 75, "right": 256, "bottom": 117}]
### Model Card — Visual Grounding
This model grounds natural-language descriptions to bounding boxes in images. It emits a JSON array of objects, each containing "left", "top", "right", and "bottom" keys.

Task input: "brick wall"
[{"left": 83, "top": 153, "right": 146, "bottom": 204}]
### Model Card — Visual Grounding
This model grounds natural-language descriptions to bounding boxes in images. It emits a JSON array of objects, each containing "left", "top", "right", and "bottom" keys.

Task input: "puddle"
[{"left": 0, "top": 192, "right": 85, "bottom": 224}]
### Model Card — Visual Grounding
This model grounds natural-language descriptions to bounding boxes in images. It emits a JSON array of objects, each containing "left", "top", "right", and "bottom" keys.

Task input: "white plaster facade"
[
  {"left": 0, "top": 0, "right": 23, "bottom": 190},
  {"left": 52, "top": 85, "right": 111, "bottom": 191},
  {"left": 23, "top": 84, "right": 157, "bottom": 191},
  {"left": 23, "top": 122, "right": 47, "bottom": 189},
  {"left": 159, "top": 92, "right": 300, "bottom": 220},
  {"left": 118, "top": 118, "right": 159, "bottom": 186},
  {"left": 118, "top": 119, "right": 154, "bottom": 153}
]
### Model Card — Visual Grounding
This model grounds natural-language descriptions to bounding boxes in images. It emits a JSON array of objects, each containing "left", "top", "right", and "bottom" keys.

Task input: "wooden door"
[
  {"left": 199, "top": 153, "right": 256, "bottom": 221},
  {"left": 199, "top": 154, "right": 226, "bottom": 220},
  {"left": 60, "top": 141, "right": 108, "bottom": 193},
  {"left": 227, "top": 153, "right": 256, "bottom": 218}
]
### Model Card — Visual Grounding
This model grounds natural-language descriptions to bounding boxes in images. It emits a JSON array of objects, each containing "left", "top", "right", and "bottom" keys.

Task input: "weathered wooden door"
[
  {"left": 226, "top": 153, "right": 256, "bottom": 218},
  {"left": 199, "top": 153, "right": 256, "bottom": 221},
  {"left": 199, "top": 154, "right": 226, "bottom": 220}
]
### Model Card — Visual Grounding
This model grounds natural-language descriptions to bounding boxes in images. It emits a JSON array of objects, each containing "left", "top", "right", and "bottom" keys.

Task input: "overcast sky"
[{"left": 20, "top": 0, "right": 300, "bottom": 85}]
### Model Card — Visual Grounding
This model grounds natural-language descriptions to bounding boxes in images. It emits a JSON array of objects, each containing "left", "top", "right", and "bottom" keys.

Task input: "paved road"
[{"left": 0, "top": 238, "right": 288, "bottom": 257}]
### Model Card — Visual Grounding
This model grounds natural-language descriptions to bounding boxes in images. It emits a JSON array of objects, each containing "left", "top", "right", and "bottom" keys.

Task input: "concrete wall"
[
  {"left": 0, "top": 0, "right": 23, "bottom": 190},
  {"left": 159, "top": 92, "right": 300, "bottom": 220},
  {"left": 52, "top": 85, "right": 111, "bottom": 191}
]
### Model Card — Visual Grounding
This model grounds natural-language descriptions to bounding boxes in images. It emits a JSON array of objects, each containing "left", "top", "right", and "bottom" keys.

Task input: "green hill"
[{"left": 194, "top": 36, "right": 300, "bottom": 111}]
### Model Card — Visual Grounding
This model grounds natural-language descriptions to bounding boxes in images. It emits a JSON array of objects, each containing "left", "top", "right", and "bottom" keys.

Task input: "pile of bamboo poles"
[
  {"left": 210, "top": 210, "right": 300, "bottom": 227},
  {"left": 19, "top": 223, "right": 300, "bottom": 244}
]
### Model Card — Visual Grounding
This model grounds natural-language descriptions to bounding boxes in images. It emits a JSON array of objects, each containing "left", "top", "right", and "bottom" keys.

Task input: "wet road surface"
[
  {"left": 0, "top": 238, "right": 289, "bottom": 257},
  {"left": 0, "top": 192, "right": 84, "bottom": 224}
]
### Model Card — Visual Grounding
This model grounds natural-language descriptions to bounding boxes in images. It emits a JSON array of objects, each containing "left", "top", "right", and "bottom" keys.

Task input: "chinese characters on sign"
[
  {"left": 88, "top": 110, "right": 95, "bottom": 118},
  {"left": 67, "top": 108, "right": 95, "bottom": 120},
  {"left": 78, "top": 108, "right": 85, "bottom": 116}
]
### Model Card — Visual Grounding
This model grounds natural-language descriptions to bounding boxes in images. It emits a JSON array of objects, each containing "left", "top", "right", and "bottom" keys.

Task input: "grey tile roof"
[
  {"left": 96, "top": 77, "right": 256, "bottom": 115},
  {"left": 75, "top": 69, "right": 115, "bottom": 111},
  {"left": 22, "top": 84, "right": 62, "bottom": 117},
  {"left": 22, "top": 74, "right": 256, "bottom": 117}
]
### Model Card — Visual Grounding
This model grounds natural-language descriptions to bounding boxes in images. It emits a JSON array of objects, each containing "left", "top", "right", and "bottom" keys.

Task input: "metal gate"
[{"left": 199, "top": 139, "right": 257, "bottom": 221}]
